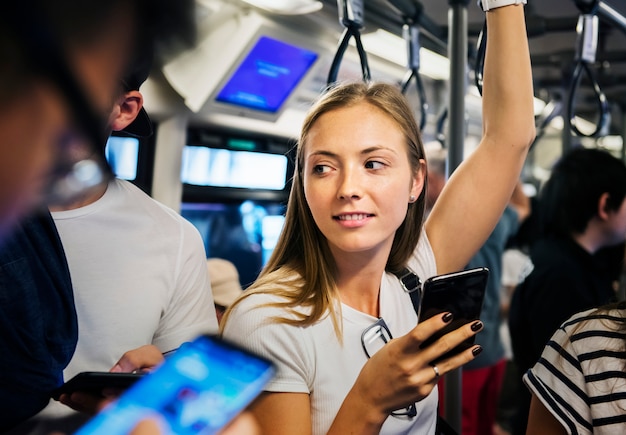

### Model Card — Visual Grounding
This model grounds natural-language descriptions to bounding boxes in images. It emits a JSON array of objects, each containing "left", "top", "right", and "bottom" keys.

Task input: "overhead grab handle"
[
  {"left": 327, "top": 0, "right": 371, "bottom": 87},
  {"left": 567, "top": 0, "right": 610, "bottom": 137},
  {"left": 388, "top": 0, "right": 429, "bottom": 131},
  {"left": 532, "top": 99, "right": 563, "bottom": 149},
  {"left": 474, "top": 21, "right": 486, "bottom": 96}
]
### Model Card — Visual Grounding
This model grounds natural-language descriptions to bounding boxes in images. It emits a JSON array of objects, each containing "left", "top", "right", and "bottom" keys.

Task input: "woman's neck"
[{"left": 334, "top": 254, "right": 388, "bottom": 317}]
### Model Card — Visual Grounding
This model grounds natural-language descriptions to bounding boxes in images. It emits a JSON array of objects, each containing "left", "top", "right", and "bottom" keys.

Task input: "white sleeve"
[
  {"left": 152, "top": 218, "right": 218, "bottom": 352},
  {"left": 222, "top": 295, "right": 313, "bottom": 394}
]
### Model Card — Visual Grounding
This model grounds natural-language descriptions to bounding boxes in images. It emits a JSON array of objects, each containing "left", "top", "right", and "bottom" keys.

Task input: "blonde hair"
[{"left": 221, "top": 81, "right": 427, "bottom": 338}]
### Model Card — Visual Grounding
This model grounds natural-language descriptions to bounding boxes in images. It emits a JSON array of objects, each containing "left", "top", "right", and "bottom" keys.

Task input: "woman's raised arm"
[{"left": 426, "top": 3, "right": 536, "bottom": 274}]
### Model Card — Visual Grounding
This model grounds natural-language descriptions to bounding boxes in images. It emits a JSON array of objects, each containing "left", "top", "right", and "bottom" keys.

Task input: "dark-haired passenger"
[
  {"left": 509, "top": 147, "right": 626, "bottom": 435},
  {"left": 0, "top": 1, "right": 194, "bottom": 431},
  {"left": 7, "top": 55, "right": 217, "bottom": 435}
]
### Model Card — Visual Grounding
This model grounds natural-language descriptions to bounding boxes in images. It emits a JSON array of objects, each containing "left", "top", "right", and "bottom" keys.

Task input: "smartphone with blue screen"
[
  {"left": 74, "top": 335, "right": 275, "bottom": 435},
  {"left": 418, "top": 267, "right": 489, "bottom": 363}
]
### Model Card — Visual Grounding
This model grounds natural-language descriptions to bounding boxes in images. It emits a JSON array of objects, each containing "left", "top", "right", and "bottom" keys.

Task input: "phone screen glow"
[{"left": 74, "top": 336, "right": 275, "bottom": 435}]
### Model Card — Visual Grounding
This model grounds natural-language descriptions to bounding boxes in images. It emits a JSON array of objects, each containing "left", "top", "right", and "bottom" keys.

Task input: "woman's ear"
[
  {"left": 410, "top": 159, "right": 427, "bottom": 201},
  {"left": 109, "top": 90, "right": 143, "bottom": 132}
]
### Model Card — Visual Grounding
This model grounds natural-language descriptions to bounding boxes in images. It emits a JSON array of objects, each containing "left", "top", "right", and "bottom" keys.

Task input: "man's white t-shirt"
[{"left": 13, "top": 179, "right": 217, "bottom": 434}]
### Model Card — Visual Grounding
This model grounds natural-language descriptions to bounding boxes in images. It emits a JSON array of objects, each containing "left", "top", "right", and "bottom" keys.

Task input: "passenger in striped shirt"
[{"left": 524, "top": 301, "right": 626, "bottom": 434}]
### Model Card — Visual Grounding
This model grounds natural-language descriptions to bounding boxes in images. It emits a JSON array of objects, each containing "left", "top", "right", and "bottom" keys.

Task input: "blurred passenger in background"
[
  {"left": 508, "top": 147, "right": 626, "bottom": 435},
  {"left": 424, "top": 143, "right": 447, "bottom": 215},
  {"left": 426, "top": 144, "right": 531, "bottom": 435},
  {"left": 0, "top": 0, "right": 194, "bottom": 431},
  {"left": 462, "top": 181, "right": 529, "bottom": 435},
  {"left": 208, "top": 258, "right": 245, "bottom": 324},
  {"left": 0, "top": 0, "right": 194, "bottom": 243}
]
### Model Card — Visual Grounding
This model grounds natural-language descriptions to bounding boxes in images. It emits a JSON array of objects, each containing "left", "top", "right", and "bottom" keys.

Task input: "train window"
[
  {"left": 180, "top": 128, "right": 293, "bottom": 285},
  {"left": 214, "top": 35, "right": 318, "bottom": 114},
  {"left": 181, "top": 200, "right": 286, "bottom": 288},
  {"left": 180, "top": 146, "right": 288, "bottom": 190}
]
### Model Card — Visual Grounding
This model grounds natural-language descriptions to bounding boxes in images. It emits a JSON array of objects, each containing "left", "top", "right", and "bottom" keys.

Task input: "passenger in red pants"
[{"left": 462, "top": 359, "right": 508, "bottom": 435}]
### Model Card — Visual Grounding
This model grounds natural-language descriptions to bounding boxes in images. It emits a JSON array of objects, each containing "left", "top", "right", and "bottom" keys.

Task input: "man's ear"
[
  {"left": 598, "top": 192, "right": 612, "bottom": 221},
  {"left": 109, "top": 90, "right": 143, "bottom": 132}
]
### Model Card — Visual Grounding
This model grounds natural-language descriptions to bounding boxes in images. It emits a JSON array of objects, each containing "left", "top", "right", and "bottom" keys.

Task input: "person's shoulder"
[
  {"left": 230, "top": 290, "right": 294, "bottom": 315},
  {"left": 562, "top": 306, "right": 626, "bottom": 333},
  {"left": 223, "top": 291, "right": 304, "bottom": 340},
  {"left": 228, "top": 277, "right": 312, "bottom": 322},
  {"left": 114, "top": 179, "right": 194, "bottom": 225},
  {"left": 527, "top": 239, "right": 586, "bottom": 278}
]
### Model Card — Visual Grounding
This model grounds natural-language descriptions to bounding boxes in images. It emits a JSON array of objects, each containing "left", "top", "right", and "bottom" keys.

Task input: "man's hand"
[{"left": 111, "top": 345, "right": 164, "bottom": 373}]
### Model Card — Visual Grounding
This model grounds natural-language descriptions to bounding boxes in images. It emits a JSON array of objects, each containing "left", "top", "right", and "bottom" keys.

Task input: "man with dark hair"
[
  {"left": 0, "top": 1, "right": 194, "bottom": 431},
  {"left": 508, "top": 147, "right": 626, "bottom": 434},
  {"left": 6, "top": 52, "right": 218, "bottom": 434},
  {"left": 0, "top": 0, "right": 194, "bottom": 242}
]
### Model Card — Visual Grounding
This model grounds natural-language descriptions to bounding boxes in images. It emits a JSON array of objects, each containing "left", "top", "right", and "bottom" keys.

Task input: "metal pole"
[
  {"left": 445, "top": 0, "right": 469, "bottom": 432},
  {"left": 447, "top": 3, "right": 468, "bottom": 174},
  {"left": 621, "top": 104, "right": 626, "bottom": 166},
  {"left": 598, "top": 2, "right": 626, "bottom": 35},
  {"left": 561, "top": 63, "right": 574, "bottom": 152}
]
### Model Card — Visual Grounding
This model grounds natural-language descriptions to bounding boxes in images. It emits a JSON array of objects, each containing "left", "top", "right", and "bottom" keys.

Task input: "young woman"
[{"left": 221, "top": 3, "right": 535, "bottom": 434}]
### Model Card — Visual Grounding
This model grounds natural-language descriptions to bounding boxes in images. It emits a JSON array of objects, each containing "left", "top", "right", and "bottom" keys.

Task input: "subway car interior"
[
  {"left": 99, "top": 0, "right": 626, "bottom": 431},
  {"left": 105, "top": 0, "right": 626, "bottom": 285}
]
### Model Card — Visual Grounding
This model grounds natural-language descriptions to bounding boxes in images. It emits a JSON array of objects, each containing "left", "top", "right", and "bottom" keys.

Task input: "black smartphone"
[
  {"left": 51, "top": 372, "right": 145, "bottom": 400},
  {"left": 418, "top": 267, "right": 489, "bottom": 363},
  {"left": 74, "top": 335, "right": 276, "bottom": 435}
]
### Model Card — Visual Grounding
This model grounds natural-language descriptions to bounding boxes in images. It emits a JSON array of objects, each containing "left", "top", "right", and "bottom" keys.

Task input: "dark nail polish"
[
  {"left": 471, "top": 321, "right": 483, "bottom": 332},
  {"left": 442, "top": 312, "right": 453, "bottom": 323},
  {"left": 472, "top": 346, "right": 483, "bottom": 356}
]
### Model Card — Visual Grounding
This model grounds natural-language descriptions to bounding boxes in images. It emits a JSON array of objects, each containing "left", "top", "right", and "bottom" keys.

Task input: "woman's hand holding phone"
[
  {"left": 417, "top": 267, "right": 489, "bottom": 363},
  {"left": 348, "top": 313, "right": 483, "bottom": 421}
]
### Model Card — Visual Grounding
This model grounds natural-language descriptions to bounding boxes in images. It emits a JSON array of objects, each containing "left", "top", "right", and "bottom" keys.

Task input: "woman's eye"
[
  {"left": 313, "top": 164, "right": 330, "bottom": 174},
  {"left": 365, "top": 160, "right": 384, "bottom": 170}
]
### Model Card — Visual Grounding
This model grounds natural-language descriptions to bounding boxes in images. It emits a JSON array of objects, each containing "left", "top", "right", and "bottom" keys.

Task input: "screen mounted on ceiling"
[
  {"left": 180, "top": 146, "right": 288, "bottom": 191},
  {"left": 215, "top": 35, "right": 318, "bottom": 114}
]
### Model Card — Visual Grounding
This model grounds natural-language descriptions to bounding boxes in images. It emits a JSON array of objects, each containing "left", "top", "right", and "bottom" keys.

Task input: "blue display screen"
[
  {"left": 180, "top": 146, "right": 288, "bottom": 191},
  {"left": 105, "top": 136, "right": 139, "bottom": 181},
  {"left": 215, "top": 35, "right": 318, "bottom": 113}
]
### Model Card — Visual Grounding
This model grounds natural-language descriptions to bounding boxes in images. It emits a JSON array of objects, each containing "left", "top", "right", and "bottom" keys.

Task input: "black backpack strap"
[{"left": 394, "top": 267, "right": 422, "bottom": 318}]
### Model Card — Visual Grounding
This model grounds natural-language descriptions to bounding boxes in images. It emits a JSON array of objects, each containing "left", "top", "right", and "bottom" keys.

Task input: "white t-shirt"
[
  {"left": 13, "top": 179, "right": 218, "bottom": 434},
  {"left": 222, "top": 229, "right": 438, "bottom": 435}
]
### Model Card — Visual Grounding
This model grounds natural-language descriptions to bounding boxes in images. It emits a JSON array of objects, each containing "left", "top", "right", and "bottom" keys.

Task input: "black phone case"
[
  {"left": 418, "top": 267, "right": 489, "bottom": 363},
  {"left": 51, "top": 372, "right": 145, "bottom": 400}
]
